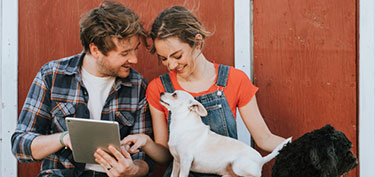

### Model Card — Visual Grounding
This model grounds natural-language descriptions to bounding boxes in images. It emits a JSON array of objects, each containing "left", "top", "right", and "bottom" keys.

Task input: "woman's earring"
[{"left": 194, "top": 33, "right": 204, "bottom": 49}]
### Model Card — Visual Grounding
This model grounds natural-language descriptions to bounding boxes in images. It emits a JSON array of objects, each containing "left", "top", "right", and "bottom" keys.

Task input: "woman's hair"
[
  {"left": 150, "top": 6, "right": 211, "bottom": 54},
  {"left": 80, "top": 1, "right": 147, "bottom": 56}
]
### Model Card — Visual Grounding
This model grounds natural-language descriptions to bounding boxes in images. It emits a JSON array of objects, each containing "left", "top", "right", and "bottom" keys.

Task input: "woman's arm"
[
  {"left": 238, "top": 95, "right": 285, "bottom": 152},
  {"left": 122, "top": 105, "right": 172, "bottom": 164}
]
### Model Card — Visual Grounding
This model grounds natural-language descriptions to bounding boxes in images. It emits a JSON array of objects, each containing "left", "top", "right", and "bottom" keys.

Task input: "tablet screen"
[{"left": 66, "top": 117, "right": 121, "bottom": 164}]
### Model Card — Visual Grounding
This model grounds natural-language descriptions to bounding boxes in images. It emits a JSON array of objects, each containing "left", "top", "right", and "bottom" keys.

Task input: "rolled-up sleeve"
[{"left": 11, "top": 69, "right": 52, "bottom": 162}]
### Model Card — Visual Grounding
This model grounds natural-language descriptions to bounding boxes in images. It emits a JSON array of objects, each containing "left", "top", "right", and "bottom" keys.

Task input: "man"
[{"left": 11, "top": 1, "right": 152, "bottom": 176}]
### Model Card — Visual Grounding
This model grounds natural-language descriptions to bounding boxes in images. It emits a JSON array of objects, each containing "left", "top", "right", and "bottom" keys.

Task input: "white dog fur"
[{"left": 160, "top": 90, "right": 291, "bottom": 177}]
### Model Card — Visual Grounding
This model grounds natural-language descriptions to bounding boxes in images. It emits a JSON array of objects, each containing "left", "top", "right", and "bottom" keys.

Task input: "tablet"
[{"left": 65, "top": 117, "right": 121, "bottom": 164}]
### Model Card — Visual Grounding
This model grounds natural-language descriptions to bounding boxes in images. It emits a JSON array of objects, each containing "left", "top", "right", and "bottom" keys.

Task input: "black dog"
[{"left": 272, "top": 124, "right": 358, "bottom": 177}]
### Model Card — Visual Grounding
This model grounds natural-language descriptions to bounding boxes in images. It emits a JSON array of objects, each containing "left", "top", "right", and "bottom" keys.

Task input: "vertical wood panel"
[
  {"left": 18, "top": 1, "right": 234, "bottom": 176},
  {"left": 253, "top": 0, "right": 358, "bottom": 176},
  {"left": 1, "top": 0, "right": 18, "bottom": 176},
  {"left": 359, "top": 0, "right": 375, "bottom": 176}
]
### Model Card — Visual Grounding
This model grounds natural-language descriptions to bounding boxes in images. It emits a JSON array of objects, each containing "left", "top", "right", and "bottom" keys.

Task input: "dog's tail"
[{"left": 262, "top": 137, "right": 292, "bottom": 164}]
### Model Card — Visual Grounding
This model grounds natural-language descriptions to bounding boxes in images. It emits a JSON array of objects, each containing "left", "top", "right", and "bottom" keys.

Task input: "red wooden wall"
[
  {"left": 253, "top": 0, "right": 358, "bottom": 177},
  {"left": 18, "top": 0, "right": 359, "bottom": 177},
  {"left": 18, "top": 0, "right": 233, "bottom": 176}
]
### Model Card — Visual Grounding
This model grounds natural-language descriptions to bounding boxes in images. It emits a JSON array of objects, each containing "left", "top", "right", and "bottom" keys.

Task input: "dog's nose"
[{"left": 160, "top": 92, "right": 165, "bottom": 96}]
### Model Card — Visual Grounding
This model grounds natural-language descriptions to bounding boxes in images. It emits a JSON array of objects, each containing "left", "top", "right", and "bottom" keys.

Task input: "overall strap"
[
  {"left": 216, "top": 64, "right": 230, "bottom": 87},
  {"left": 160, "top": 73, "right": 175, "bottom": 93},
  {"left": 160, "top": 73, "right": 175, "bottom": 137}
]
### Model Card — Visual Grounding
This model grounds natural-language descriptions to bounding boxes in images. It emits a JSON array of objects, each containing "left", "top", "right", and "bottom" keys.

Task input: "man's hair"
[
  {"left": 149, "top": 6, "right": 211, "bottom": 54},
  {"left": 80, "top": 1, "right": 146, "bottom": 56}
]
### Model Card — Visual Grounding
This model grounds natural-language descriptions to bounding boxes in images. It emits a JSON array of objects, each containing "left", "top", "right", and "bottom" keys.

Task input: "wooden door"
[
  {"left": 18, "top": 0, "right": 234, "bottom": 176},
  {"left": 253, "top": 0, "right": 358, "bottom": 176}
]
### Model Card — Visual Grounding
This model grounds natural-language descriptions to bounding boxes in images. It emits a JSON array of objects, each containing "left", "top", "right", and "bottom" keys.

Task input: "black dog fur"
[{"left": 272, "top": 124, "right": 358, "bottom": 177}]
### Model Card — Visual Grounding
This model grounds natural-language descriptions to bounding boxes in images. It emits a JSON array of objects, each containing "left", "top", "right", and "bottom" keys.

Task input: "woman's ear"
[{"left": 194, "top": 33, "right": 203, "bottom": 49}]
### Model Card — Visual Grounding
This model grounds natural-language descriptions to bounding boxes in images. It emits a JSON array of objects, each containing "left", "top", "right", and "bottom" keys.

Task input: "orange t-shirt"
[{"left": 146, "top": 64, "right": 258, "bottom": 120}]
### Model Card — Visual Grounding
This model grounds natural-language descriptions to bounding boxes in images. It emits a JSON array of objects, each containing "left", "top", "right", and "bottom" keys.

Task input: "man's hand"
[{"left": 94, "top": 145, "right": 141, "bottom": 177}]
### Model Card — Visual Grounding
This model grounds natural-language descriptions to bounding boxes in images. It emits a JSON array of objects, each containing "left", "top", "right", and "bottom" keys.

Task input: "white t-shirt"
[
  {"left": 81, "top": 67, "right": 115, "bottom": 120},
  {"left": 81, "top": 67, "right": 115, "bottom": 172}
]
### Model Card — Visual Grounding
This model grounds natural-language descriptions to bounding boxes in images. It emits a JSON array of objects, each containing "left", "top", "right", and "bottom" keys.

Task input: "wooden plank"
[
  {"left": 235, "top": 0, "right": 252, "bottom": 146},
  {"left": 359, "top": 0, "right": 375, "bottom": 176},
  {"left": 253, "top": 0, "right": 358, "bottom": 176},
  {"left": 1, "top": 0, "right": 18, "bottom": 176}
]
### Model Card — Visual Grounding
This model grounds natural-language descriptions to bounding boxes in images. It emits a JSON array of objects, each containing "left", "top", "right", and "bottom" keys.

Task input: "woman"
[{"left": 95, "top": 6, "right": 286, "bottom": 177}]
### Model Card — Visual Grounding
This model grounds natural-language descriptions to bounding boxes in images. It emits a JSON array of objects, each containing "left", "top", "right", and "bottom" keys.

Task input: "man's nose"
[{"left": 128, "top": 53, "right": 138, "bottom": 64}]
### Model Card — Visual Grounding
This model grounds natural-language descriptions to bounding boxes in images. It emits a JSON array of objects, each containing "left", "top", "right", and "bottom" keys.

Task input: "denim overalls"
[{"left": 161, "top": 64, "right": 238, "bottom": 177}]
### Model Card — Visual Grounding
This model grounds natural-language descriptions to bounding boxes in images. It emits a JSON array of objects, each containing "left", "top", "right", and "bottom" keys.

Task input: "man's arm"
[
  {"left": 30, "top": 132, "right": 71, "bottom": 160},
  {"left": 11, "top": 67, "right": 66, "bottom": 161}
]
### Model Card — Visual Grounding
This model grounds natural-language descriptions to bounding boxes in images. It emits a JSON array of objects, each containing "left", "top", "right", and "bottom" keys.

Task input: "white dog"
[{"left": 160, "top": 90, "right": 291, "bottom": 177}]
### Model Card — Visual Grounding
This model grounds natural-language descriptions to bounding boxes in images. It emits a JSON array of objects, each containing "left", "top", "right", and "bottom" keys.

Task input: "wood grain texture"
[
  {"left": 253, "top": 0, "right": 358, "bottom": 176},
  {"left": 17, "top": 0, "right": 233, "bottom": 177}
]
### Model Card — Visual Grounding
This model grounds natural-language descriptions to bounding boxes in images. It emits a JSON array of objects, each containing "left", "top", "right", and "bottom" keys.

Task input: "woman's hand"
[{"left": 121, "top": 134, "right": 150, "bottom": 154}]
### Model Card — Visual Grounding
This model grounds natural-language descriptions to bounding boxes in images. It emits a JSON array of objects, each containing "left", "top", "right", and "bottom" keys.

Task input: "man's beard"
[{"left": 97, "top": 60, "right": 119, "bottom": 77}]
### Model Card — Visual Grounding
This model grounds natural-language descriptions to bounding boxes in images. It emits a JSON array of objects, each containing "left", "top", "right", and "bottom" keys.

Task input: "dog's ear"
[
  {"left": 310, "top": 145, "right": 339, "bottom": 176},
  {"left": 189, "top": 100, "right": 208, "bottom": 117}
]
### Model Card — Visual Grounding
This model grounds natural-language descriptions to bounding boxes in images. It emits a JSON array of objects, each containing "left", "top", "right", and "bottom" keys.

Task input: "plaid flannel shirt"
[{"left": 11, "top": 53, "right": 153, "bottom": 177}]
